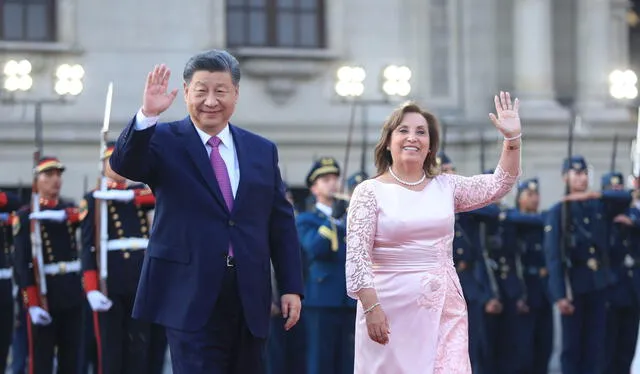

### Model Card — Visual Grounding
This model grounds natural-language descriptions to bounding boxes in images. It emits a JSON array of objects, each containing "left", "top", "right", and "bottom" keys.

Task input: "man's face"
[
  {"left": 518, "top": 189, "right": 540, "bottom": 212},
  {"left": 37, "top": 169, "right": 62, "bottom": 197},
  {"left": 564, "top": 170, "right": 588, "bottom": 192},
  {"left": 310, "top": 174, "right": 339, "bottom": 200},
  {"left": 183, "top": 70, "right": 238, "bottom": 134}
]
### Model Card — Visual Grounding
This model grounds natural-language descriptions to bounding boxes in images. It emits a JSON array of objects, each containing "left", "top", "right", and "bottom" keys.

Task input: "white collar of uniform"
[
  {"left": 315, "top": 202, "right": 332, "bottom": 218},
  {"left": 193, "top": 122, "right": 234, "bottom": 151}
]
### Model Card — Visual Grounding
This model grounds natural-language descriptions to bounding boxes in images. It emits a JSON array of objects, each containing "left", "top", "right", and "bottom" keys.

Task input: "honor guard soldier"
[
  {"left": 297, "top": 157, "right": 355, "bottom": 374},
  {"left": 474, "top": 169, "right": 527, "bottom": 374},
  {"left": 267, "top": 182, "right": 307, "bottom": 374},
  {"left": 13, "top": 156, "right": 84, "bottom": 374},
  {"left": 0, "top": 190, "right": 21, "bottom": 372},
  {"left": 511, "top": 178, "right": 553, "bottom": 374},
  {"left": 544, "top": 156, "right": 630, "bottom": 374},
  {"left": 437, "top": 152, "right": 494, "bottom": 373},
  {"left": 80, "top": 141, "right": 157, "bottom": 374},
  {"left": 601, "top": 171, "right": 640, "bottom": 374}
]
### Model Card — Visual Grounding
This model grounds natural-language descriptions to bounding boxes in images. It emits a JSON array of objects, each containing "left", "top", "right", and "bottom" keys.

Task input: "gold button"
[
  {"left": 589, "top": 247, "right": 595, "bottom": 254},
  {"left": 141, "top": 227, "right": 147, "bottom": 233},
  {"left": 587, "top": 258, "right": 599, "bottom": 271},
  {"left": 539, "top": 267, "right": 548, "bottom": 277},
  {"left": 455, "top": 231, "right": 461, "bottom": 237},
  {"left": 500, "top": 257, "right": 506, "bottom": 264},
  {"left": 456, "top": 248, "right": 464, "bottom": 255},
  {"left": 138, "top": 211, "right": 144, "bottom": 217},
  {"left": 140, "top": 219, "right": 146, "bottom": 225},
  {"left": 110, "top": 206, "right": 116, "bottom": 213},
  {"left": 501, "top": 273, "right": 507, "bottom": 279},
  {"left": 143, "top": 234, "right": 148, "bottom": 239},
  {"left": 45, "top": 240, "right": 50, "bottom": 246},
  {"left": 118, "top": 229, "right": 124, "bottom": 236},
  {"left": 123, "top": 252, "right": 130, "bottom": 259},
  {"left": 113, "top": 214, "right": 119, "bottom": 220},
  {"left": 115, "top": 221, "right": 121, "bottom": 228},
  {"left": 46, "top": 248, "right": 52, "bottom": 254},
  {"left": 584, "top": 218, "right": 590, "bottom": 224},
  {"left": 48, "top": 255, "right": 54, "bottom": 262},
  {"left": 43, "top": 232, "right": 48, "bottom": 238}
]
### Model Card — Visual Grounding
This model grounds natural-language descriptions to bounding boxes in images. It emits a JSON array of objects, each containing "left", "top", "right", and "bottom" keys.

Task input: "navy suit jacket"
[{"left": 110, "top": 115, "right": 304, "bottom": 338}]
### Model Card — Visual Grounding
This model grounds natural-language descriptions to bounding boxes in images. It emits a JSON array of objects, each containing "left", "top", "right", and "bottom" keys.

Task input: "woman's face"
[{"left": 388, "top": 112, "right": 430, "bottom": 168}]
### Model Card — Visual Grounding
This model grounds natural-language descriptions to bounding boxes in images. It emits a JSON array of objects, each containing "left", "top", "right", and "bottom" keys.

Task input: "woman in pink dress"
[{"left": 346, "top": 92, "right": 522, "bottom": 373}]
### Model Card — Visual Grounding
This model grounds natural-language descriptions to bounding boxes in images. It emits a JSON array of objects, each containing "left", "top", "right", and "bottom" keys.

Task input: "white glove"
[
  {"left": 93, "top": 189, "right": 135, "bottom": 202},
  {"left": 29, "top": 210, "right": 67, "bottom": 222},
  {"left": 28, "top": 306, "right": 52, "bottom": 326},
  {"left": 87, "top": 290, "right": 113, "bottom": 312}
]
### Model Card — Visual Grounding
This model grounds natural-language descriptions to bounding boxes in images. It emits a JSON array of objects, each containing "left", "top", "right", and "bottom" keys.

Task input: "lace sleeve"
[
  {"left": 446, "top": 165, "right": 519, "bottom": 213},
  {"left": 345, "top": 180, "right": 377, "bottom": 299}
]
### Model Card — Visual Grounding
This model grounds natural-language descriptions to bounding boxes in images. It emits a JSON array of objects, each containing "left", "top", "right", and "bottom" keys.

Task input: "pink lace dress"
[{"left": 346, "top": 166, "right": 518, "bottom": 374}]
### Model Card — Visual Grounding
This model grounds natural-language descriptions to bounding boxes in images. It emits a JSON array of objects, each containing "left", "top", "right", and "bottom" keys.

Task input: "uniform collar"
[{"left": 315, "top": 202, "right": 332, "bottom": 218}]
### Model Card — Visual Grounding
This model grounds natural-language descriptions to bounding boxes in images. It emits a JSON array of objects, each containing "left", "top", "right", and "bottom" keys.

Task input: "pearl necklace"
[{"left": 388, "top": 167, "right": 426, "bottom": 186}]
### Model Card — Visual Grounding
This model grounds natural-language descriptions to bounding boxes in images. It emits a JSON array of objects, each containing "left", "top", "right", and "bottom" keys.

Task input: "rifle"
[
  {"left": 340, "top": 98, "right": 358, "bottom": 193},
  {"left": 561, "top": 109, "right": 577, "bottom": 302},
  {"left": 30, "top": 103, "right": 47, "bottom": 310},
  {"left": 359, "top": 104, "right": 368, "bottom": 176},
  {"left": 477, "top": 130, "right": 499, "bottom": 299},
  {"left": 610, "top": 134, "right": 618, "bottom": 173},
  {"left": 95, "top": 82, "right": 113, "bottom": 295}
]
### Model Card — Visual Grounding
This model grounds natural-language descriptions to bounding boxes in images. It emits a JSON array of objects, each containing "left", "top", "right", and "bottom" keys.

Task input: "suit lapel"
[
  {"left": 177, "top": 117, "right": 228, "bottom": 212},
  {"left": 230, "top": 124, "right": 249, "bottom": 213}
]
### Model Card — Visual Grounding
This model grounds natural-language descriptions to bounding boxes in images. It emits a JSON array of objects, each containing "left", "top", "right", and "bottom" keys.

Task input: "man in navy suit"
[{"left": 109, "top": 50, "right": 304, "bottom": 374}]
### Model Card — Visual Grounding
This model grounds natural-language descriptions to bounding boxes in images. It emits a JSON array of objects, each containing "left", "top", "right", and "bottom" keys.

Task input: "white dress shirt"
[
  {"left": 315, "top": 202, "right": 332, "bottom": 217},
  {"left": 134, "top": 109, "right": 240, "bottom": 198}
]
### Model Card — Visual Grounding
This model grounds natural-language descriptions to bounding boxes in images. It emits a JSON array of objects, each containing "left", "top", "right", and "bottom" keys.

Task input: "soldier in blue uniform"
[
  {"left": 544, "top": 155, "right": 630, "bottom": 374},
  {"left": 437, "top": 152, "right": 497, "bottom": 374},
  {"left": 80, "top": 141, "right": 157, "bottom": 374},
  {"left": 297, "top": 157, "right": 355, "bottom": 374},
  {"left": 12, "top": 156, "right": 84, "bottom": 374},
  {"left": 474, "top": 173, "right": 527, "bottom": 374},
  {"left": 601, "top": 171, "right": 640, "bottom": 374},
  {"left": 511, "top": 178, "right": 553, "bottom": 374},
  {"left": 0, "top": 190, "right": 21, "bottom": 372},
  {"left": 267, "top": 182, "right": 307, "bottom": 374}
]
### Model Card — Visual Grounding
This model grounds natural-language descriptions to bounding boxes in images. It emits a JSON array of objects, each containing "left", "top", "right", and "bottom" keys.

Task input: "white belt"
[
  {"left": 106, "top": 238, "right": 149, "bottom": 251},
  {"left": 43, "top": 260, "right": 80, "bottom": 275},
  {"left": 0, "top": 268, "right": 12, "bottom": 279}
]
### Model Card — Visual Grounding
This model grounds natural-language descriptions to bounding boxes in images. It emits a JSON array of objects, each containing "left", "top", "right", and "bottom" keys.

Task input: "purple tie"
[{"left": 207, "top": 136, "right": 234, "bottom": 256}]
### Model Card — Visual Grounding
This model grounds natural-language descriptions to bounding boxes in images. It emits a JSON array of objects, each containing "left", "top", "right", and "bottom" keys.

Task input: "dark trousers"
[
  {"left": 518, "top": 303, "right": 553, "bottom": 374},
  {"left": 0, "top": 301, "right": 14, "bottom": 373},
  {"left": 77, "top": 301, "right": 97, "bottom": 374},
  {"left": 266, "top": 313, "right": 306, "bottom": 374},
  {"left": 30, "top": 305, "right": 83, "bottom": 374},
  {"left": 481, "top": 297, "right": 522, "bottom": 374},
  {"left": 605, "top": 304, "right": 639, "bottom": 374},
  {"left": 466, "top": 300, "right": 485, "bottom": 374},
  {"left": 561, "top": 289, "right": 607, "bottom": 374},
  {"left": 148, "top": 323, "right": 167, "bottom": 374},
  {"left": 165, "top": 266, "right": 266, "bottom": 374},
  {"left": 305, "top": 307, "right": 355, "bottom": 374},
  {"left": 11, "top": 303, "right": 27, "bottom": 374},
  {"left": 99, "top": 292, "right": 151, "bottom": 374}
]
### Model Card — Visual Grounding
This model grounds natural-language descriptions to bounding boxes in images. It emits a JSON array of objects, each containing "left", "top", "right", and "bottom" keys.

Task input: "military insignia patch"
[
  {"left": 12, "top": 215, "right": 20, "bottom": 236},
  {"left": 79, "top": 199, "right": 88, "bottom": 221}
]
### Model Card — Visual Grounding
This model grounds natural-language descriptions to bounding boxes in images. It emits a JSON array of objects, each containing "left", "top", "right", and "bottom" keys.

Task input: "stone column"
[
  {"left": 513, "top": 0, "right": 567, "bottom": 119},
  {"left": 575, "top": 0, "right": 627, "bottom": 121}
]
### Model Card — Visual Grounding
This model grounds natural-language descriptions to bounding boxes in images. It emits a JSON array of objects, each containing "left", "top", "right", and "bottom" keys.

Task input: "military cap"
[
  {"left": 306, "top": 157, "right": 340, "bottom": 187},
  {"left": 436, "top": 152, "right": 452, "bottom": 166},
  {"left": 347, "top": 171, "right": 369, "bottom": 191},
  {"left": 517, "top": 178, "right": 539, "bottom": 193},
  {"left": 101, "top": 141, "right": 116, "bottom": 160},
  {"left": 34, "top": 156, "right": 65, "bottom": 174},
  {"left": 562, "top": 155, "right": 588, "bottom": 174},
  {"left": 601, "top": 171, "right": 624, "bottom": 189}
]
